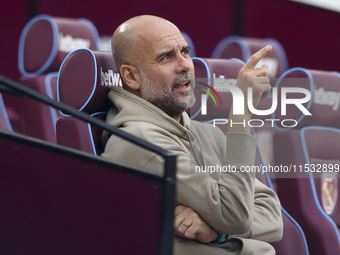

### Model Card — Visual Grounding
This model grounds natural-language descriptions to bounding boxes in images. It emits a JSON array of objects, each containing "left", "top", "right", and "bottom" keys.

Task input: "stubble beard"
[{"left": 139, "top": 69, "right": 196, "bottom": 119}]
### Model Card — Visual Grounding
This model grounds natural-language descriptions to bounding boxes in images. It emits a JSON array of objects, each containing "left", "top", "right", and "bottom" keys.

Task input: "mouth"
[{"left": 173, "top": 80, "right": 191, "bottom": 93}]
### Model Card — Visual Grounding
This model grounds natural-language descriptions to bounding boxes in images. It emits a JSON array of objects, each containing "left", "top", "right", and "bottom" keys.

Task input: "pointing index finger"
[{"left": 244, "top": 45, "right": 272, "bottom": 70}]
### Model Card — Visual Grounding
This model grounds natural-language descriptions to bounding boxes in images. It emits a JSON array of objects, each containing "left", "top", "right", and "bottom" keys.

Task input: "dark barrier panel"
[
  {"left": 0, "top": 130, "right": 171, "bottom": 255},
  {"left": 0, "top": 75, "right": 176, "bottom": 255}
]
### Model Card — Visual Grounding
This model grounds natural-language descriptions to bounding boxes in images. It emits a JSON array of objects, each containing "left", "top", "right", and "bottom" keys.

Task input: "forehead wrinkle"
[
  {"left": 154, "top": 35, "right": 188, "bottom": 56},
  {"left": 154, "top": 32, "right": 184, "bottom": 44}
]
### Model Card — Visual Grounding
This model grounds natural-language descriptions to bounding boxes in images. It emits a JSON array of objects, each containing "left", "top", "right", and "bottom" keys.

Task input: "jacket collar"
[{"left": 106, "top": 87, "right": 191, "bottom": 137}]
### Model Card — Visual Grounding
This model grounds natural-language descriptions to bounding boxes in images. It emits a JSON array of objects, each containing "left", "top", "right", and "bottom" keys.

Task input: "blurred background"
[{"left": 1, "top": 0, "right": 340, "bottom": 81}]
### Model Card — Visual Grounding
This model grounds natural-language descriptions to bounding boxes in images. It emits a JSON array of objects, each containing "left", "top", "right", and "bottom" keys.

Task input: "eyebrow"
[
  {"left": 156, "top": 49, "right": 175, "bottom": 62},
  {"left": 155, "top": 45, "right": 191, "bottom": 61},
  {"left": 182, "top": 45, "right": 191, "bottom": 53}
]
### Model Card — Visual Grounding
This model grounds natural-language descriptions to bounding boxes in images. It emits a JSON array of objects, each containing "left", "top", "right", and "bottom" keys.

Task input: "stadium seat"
[
  {"left": 254, "top": 67, "right": 340, "bottom": 181},
  {"left": 211, "top": 35, "right": 289, "bottom": 78},
  {"left": 181, "top": 31, "right": 196, "bottom": 57},
  {"left": 273, "top": 127, "right": 340, "bottom": 255},
  {"left": 272, "top": 67, "right": 340, "bottom": 255},
  {"left": 254, "top": 141, "right": 309, "bottom": 255},
  {"left": 18, "top": 14, "right": 100, "bottom": 76},
  {"left": 57, "top": 112, "right": 107, "bottom": 155},
  {"left": 56, "top": 49, "right": 120, "bottom": 155},
  {"left": 273, "top": 67, "right": 340, "bottom": 129},
  {"left": 4, "top": 14, "right": 100, "bottom": 143}
]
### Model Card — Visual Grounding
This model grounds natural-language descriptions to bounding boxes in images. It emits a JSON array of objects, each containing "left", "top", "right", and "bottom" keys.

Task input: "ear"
[{"left": 120, "top": 65, "right": 141, "bottom": 90}]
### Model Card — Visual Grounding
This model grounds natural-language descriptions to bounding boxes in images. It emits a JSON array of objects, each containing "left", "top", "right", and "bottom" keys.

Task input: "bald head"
[
  {"left": 111, "top": 15, "right": 180, "bottom": 71},
  {"left": 111, "top": 15, "right": 195, "bottom": 119}
]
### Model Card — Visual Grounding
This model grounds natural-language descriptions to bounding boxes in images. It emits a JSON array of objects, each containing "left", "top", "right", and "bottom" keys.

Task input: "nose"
[{"left": 175, "top": 54, "right": 193, "bottom": 74}]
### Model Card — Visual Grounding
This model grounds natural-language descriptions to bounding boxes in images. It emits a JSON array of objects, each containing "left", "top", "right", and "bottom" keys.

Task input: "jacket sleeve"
[{"left": 227, "top": 179, "right": 283, "bottom": 243}]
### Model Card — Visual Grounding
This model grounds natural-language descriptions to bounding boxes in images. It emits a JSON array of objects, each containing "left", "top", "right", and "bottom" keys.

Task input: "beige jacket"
[{"left": 102, "top": 87, "right": 283, "bottom": 255}]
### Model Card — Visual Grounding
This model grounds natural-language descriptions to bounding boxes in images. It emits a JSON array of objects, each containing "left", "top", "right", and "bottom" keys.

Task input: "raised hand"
[{"left": 228, "top": 45, "right": 273, "bottom": 133}]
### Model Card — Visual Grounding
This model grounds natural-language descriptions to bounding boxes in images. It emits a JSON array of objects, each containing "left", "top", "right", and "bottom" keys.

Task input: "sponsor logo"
[
  {"left": 213, "top": 73, "right": 237, "bottom": 93},
  {"left": 321, "top": 174, "right": 338, "bottom": 214},
  {"left": 314, "top": 87, "right": 340, "bottom": 110},
  {"left": 58, "top": 33, "right": 91, "bottom": 53},
  {"left": 101, "top": 67, "right": 122, "bottom": 87}
]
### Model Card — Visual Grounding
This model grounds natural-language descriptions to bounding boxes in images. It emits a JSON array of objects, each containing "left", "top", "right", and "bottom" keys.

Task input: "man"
[{"left": 102, "top": 15, "right": 283, "bottom": 255}]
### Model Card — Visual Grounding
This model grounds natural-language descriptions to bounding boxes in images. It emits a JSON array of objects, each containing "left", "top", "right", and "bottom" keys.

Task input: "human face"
[
  {"left": 139, "top": 67, "right": 195, "bottom": 118},
  {"left": 136, "top": 21, "right": 196, "bottom": 119}
]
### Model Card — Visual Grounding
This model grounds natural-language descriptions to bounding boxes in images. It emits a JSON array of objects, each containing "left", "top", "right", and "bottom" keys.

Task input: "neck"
[{"left": 173, "top": 115, "right": 181, "bottom": 123}]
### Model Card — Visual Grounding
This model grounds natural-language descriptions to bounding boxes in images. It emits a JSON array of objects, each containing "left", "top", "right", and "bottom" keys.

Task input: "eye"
[
  {"left": 159, "top": 52, "right": 173, "bottom": 62},
  {"left": 162, "top": 54, "right": 170, "bottom": 60},
  {"left": 182, "top": 48, "right": 190, "bottom": 56}
]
